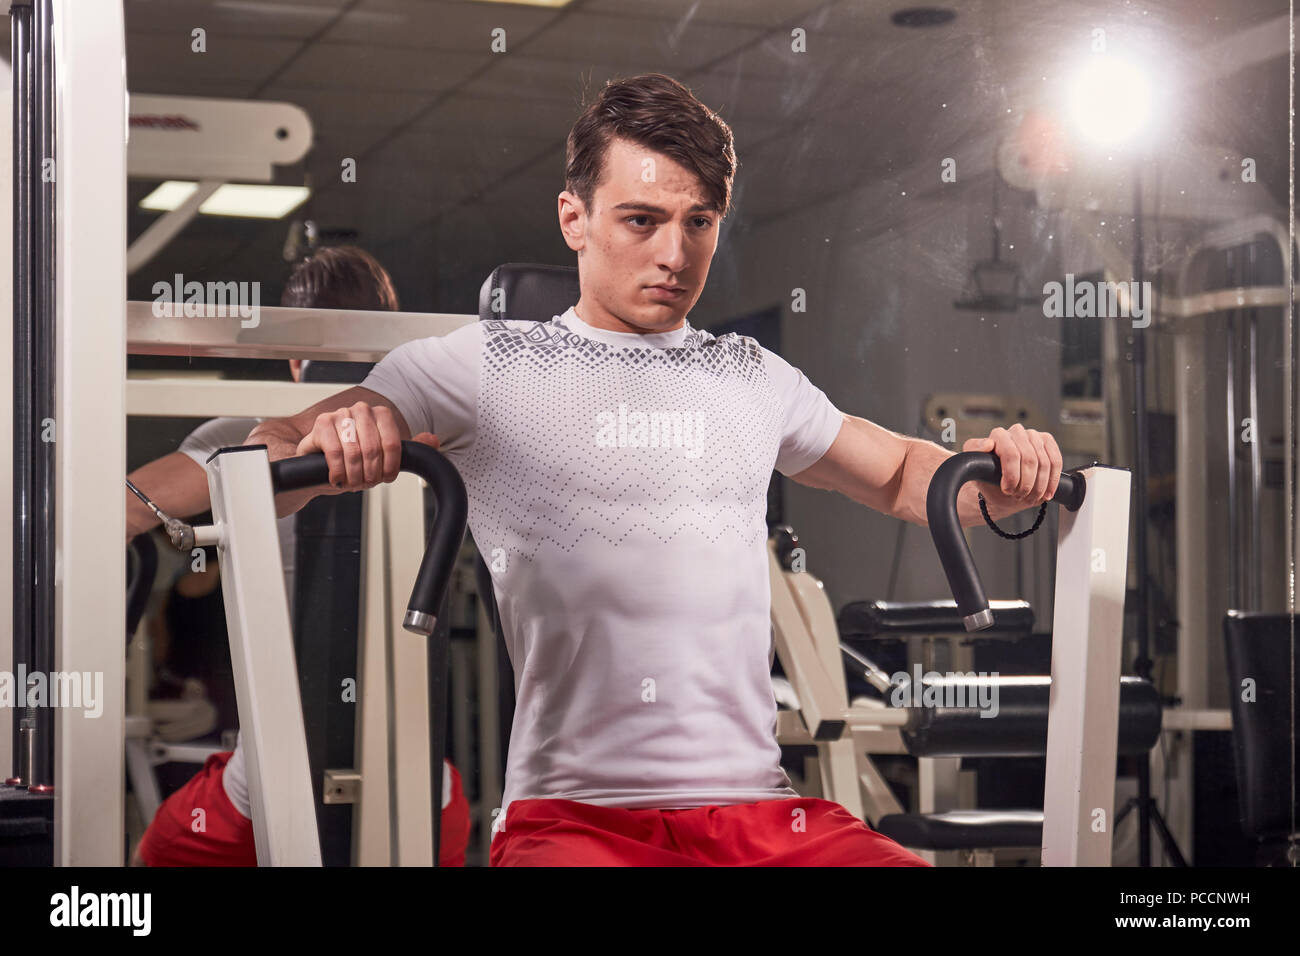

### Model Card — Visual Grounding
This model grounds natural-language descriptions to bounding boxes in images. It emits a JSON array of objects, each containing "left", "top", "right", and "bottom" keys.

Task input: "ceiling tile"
[
  {"left": 125, "top": 32, "right": 303, "bottom": 90},
  {"left": 520, "top": 11, "right": 765, "bottom": 66},
  {"left": 271, "top": 41, "right": 486, "bottom": 91},
  {"left": 127, "top": 77, "right": 263, "bottom": 99},
  {"left": 259, "top": 84, "right": 435, "bottom": 130},
  {"left": 411, "top": 92, "right": 582, "bottom": 139},
  {"left": 580, "top": 0, "right": 832, "bottom": 30},
  {"left": 319, "top": 0, "right": 558, "bottom": 50},
  {"left": 126, "top": 0, "right": 351, "bottom": 40},
  {"left": 458, "top": 56, "right": 634, "bottom": 104}
]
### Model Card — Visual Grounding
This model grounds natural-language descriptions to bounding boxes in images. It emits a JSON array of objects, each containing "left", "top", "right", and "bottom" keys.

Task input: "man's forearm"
[
  {"left": 893, "top": 438, "right": 1041, "bottom": 529},
  {"left": 126, "top": 452, "right": 213, "bottom": 541}
]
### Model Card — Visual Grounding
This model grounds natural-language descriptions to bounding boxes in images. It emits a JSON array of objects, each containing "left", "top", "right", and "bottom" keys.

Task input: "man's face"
[{"left": 558, "top": 137, "right": 721, "bottom": 334}]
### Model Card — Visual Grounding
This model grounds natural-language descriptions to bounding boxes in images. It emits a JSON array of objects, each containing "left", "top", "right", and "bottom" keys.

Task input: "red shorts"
[
  {"left": 489, "top": 796, "right": 931, "bottom": 867},
  {"left": 138, "top": 751, "right": 471, "bottom": 866},
  {"left": 438, "top": 762, "right": 472, "bottom": 867}
]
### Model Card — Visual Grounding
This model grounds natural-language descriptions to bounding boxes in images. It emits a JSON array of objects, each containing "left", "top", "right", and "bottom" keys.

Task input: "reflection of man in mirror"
[
  {"left": 239, "top": 73, "right": 1063, "bottom": 866},
  {"left": 1013, "top": 106, "right": 1071, "bottom": 178},
  {"left": 127, "top": 248, "right": 471, "bottom": 867}
]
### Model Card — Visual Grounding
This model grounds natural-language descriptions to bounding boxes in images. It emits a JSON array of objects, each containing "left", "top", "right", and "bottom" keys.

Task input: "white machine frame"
[
  {"left": 50, "top": 0, "right": 128, "bottom": 866},
  {"left": 200, "top": 446, "right": 319, "bottom": 864},
  {"left": 773, "top": 464, "right": 1133, "bottom": 866}
]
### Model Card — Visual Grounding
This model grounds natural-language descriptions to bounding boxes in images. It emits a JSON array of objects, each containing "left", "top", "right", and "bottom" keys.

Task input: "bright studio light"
[
  {"left": 139, "top": 181, "right": 310, "bottom": 219},
  {"left": 1066, "top": 54, "right": 1152, "bottom": 146}
]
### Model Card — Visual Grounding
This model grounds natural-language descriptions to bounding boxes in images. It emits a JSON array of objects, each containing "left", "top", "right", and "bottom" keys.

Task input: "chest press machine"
[
  {"left": 771, "top": 451, "right": 1159, "bottom": 866},
  {"left": 142, "top": 440, "right": 467, "bottom": 866}
]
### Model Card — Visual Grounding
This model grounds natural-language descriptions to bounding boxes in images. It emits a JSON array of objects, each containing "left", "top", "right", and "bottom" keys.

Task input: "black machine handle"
[
  {"left": 270, "top": 440, "right": 467, "bottom": 868},
  {"left": 925, "top": 452, "right": 1085, "bottom": 632},
  {"left": 270, "top": 440, "right": 468, "bottom": 637},
  {"left": 125, "top": 533, "right": 158, "bottom": 648}
]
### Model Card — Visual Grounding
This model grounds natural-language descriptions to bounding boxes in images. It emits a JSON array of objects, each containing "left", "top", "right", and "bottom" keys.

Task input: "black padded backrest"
[
  {"left": 478, "top": 262, "right": 579, "bottom": 323},
  {"left": 1223, "top": 611, "right": 1300, "bottom": 842},
  {"left": 300, "top": 360, "right": 377, "bottom": 384}
]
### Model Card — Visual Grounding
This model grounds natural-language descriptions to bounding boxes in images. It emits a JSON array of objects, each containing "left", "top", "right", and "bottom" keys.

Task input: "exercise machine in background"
[{"left": 771, "top": 451, "right": 1150, "bottom": 865}]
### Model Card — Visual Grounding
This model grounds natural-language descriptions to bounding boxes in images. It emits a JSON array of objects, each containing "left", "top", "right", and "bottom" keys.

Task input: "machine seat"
[{"left": 875, "top": 809, "right": 1043, "bottom": 850}]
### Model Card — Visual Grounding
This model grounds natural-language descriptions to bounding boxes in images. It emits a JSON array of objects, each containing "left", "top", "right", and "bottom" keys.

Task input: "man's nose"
[{"left": 654, "top": 223, "right": 689, "bottom": 273}]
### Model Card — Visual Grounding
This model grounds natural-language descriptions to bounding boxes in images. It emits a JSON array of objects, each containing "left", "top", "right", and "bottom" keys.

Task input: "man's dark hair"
[
  {"left": 279, "top": 245, "right": 400, "bottom": 311},
  {"left": 565, "top": 73, "right": 737, "bottom": 220}
]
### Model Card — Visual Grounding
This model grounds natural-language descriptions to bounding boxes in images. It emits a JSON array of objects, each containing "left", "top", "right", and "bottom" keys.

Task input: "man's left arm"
[{"left": 790, "top": 416, "right": 1064, "bottom": 529}]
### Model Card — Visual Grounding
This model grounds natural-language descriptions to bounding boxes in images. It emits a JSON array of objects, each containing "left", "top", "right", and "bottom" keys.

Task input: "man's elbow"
[
  {"left": 889, "top": 489, "right": 928, "bottom": 527},
  {"left": 245, "top": 417, "right": 284, "bottom": 442},
  {"left": 245, "top": 417, "right": 307, "bottom": 457},
  {"left": 887, "top": 439, "right": 927, "bottom": 526}
]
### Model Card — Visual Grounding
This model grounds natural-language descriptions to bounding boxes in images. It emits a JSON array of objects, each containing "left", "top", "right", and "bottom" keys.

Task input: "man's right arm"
[{"left": 247, "top": 385, "right": 438, "bottom": 518}]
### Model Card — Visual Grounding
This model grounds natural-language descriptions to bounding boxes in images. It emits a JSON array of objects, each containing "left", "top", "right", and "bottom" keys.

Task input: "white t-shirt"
[
  {"left": 176, "top": 416, "right": 455, "bottom": 817},
  {"left": 361, "top": 306, "right": 844, "bottom": 820}
]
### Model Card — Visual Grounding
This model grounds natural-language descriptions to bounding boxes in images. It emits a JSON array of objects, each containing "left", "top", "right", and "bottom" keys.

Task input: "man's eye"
[
  {"left": 693, "top": 217, "right": 714, "bottom": 229},
  {"left": 627, "top": 215, "right": 651, "bottom": 227}
]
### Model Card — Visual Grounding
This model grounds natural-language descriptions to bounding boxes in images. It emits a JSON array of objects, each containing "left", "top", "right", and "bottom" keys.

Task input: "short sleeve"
[
  {"left": 360, "top": 321, "right": 482, "bottom": 457},
  {"left": 761, "top": 347, "right": 844, "bottom": 477},
  {"left": 177, "top": 417, "right": 262, "bottom": 469}
]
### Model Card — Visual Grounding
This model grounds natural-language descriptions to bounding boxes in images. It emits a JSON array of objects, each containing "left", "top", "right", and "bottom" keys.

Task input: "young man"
[
  {"left": 128, "top": 247, "right": 470, "bottom": 866},
  {"left": 168, "top": 74, "right": 1063, "bottom": 866}
]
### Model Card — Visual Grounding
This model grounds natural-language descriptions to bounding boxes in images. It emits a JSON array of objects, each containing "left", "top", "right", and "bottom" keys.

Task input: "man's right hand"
[{"left": 294, "top": 401, "right": 439, "bottom": 492}]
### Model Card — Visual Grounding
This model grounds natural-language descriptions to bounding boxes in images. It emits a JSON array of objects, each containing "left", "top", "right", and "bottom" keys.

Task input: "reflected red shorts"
[
  {"left": 489, "top": 796, "right": 931, "bottom": 867},
  {"left": 439, "top": 762, "right": 471, "bottom": 867},
  {"left": 139, "top": 751, "right": 471, "bottom": 866}
]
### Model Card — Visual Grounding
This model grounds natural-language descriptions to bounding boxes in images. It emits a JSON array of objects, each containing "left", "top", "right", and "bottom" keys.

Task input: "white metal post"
[
  {"left": 781, "top": 567, "right": 865, "bottom": 820},
  {"left": 352, "top": 476, "right": 436, "bottom": 866},
  {"left": 1042, "top": 464, "right": 1133, "bottom": 866},
  {"left": 353, "top": 485, "right": 390, "bottom": 865},
  {"left": 387, "top": 474, "right": 434, "bottom": 865},
  {"left": 767, "top": 544, "right": 846, "bottom": 741},
  {"left": 51, "top": 0, "right": 127, "bottom": 865},
  {"left": 205, "top": 446, "right": 320, "bottom": 866},
  {"left": 475, "top": 581, "right": 502, "bottom": 863}
]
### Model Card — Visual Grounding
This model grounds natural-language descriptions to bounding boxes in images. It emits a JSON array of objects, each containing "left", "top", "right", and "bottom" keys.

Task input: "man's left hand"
[{"left": 963, "top": 423, "right": 1064, "bottom": 506}]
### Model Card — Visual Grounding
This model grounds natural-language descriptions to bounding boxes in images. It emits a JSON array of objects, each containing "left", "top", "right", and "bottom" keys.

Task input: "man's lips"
[{"left": 644, "top": 283, "right": 686, "bottom": 299}]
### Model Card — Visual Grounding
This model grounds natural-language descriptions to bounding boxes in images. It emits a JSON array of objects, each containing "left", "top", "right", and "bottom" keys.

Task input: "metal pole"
[
  {"left": 1130, "top": 162, "right": 1153, "bottom": 866},
  {"left": 1246, "top": 242, "right": 1263, "bottom": 611},
  {"left": 31, "top": 0, "right": 56, "bottom": 792},
  {"left": 1226, "top": 248, "right": 1240, "bottom": 610},
  {"left": 8, "top": 0, "right": 33, "bottom": 784}
]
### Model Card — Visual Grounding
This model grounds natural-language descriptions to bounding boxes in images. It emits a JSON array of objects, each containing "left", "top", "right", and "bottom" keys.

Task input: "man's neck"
[{"left": 573, "top": 300, "right": 685, "bottom": 336}]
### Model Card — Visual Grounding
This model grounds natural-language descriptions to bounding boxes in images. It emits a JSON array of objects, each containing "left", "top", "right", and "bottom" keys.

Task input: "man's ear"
[{"left": 557, "top": 190, "right": 586, "bottom": 253}]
